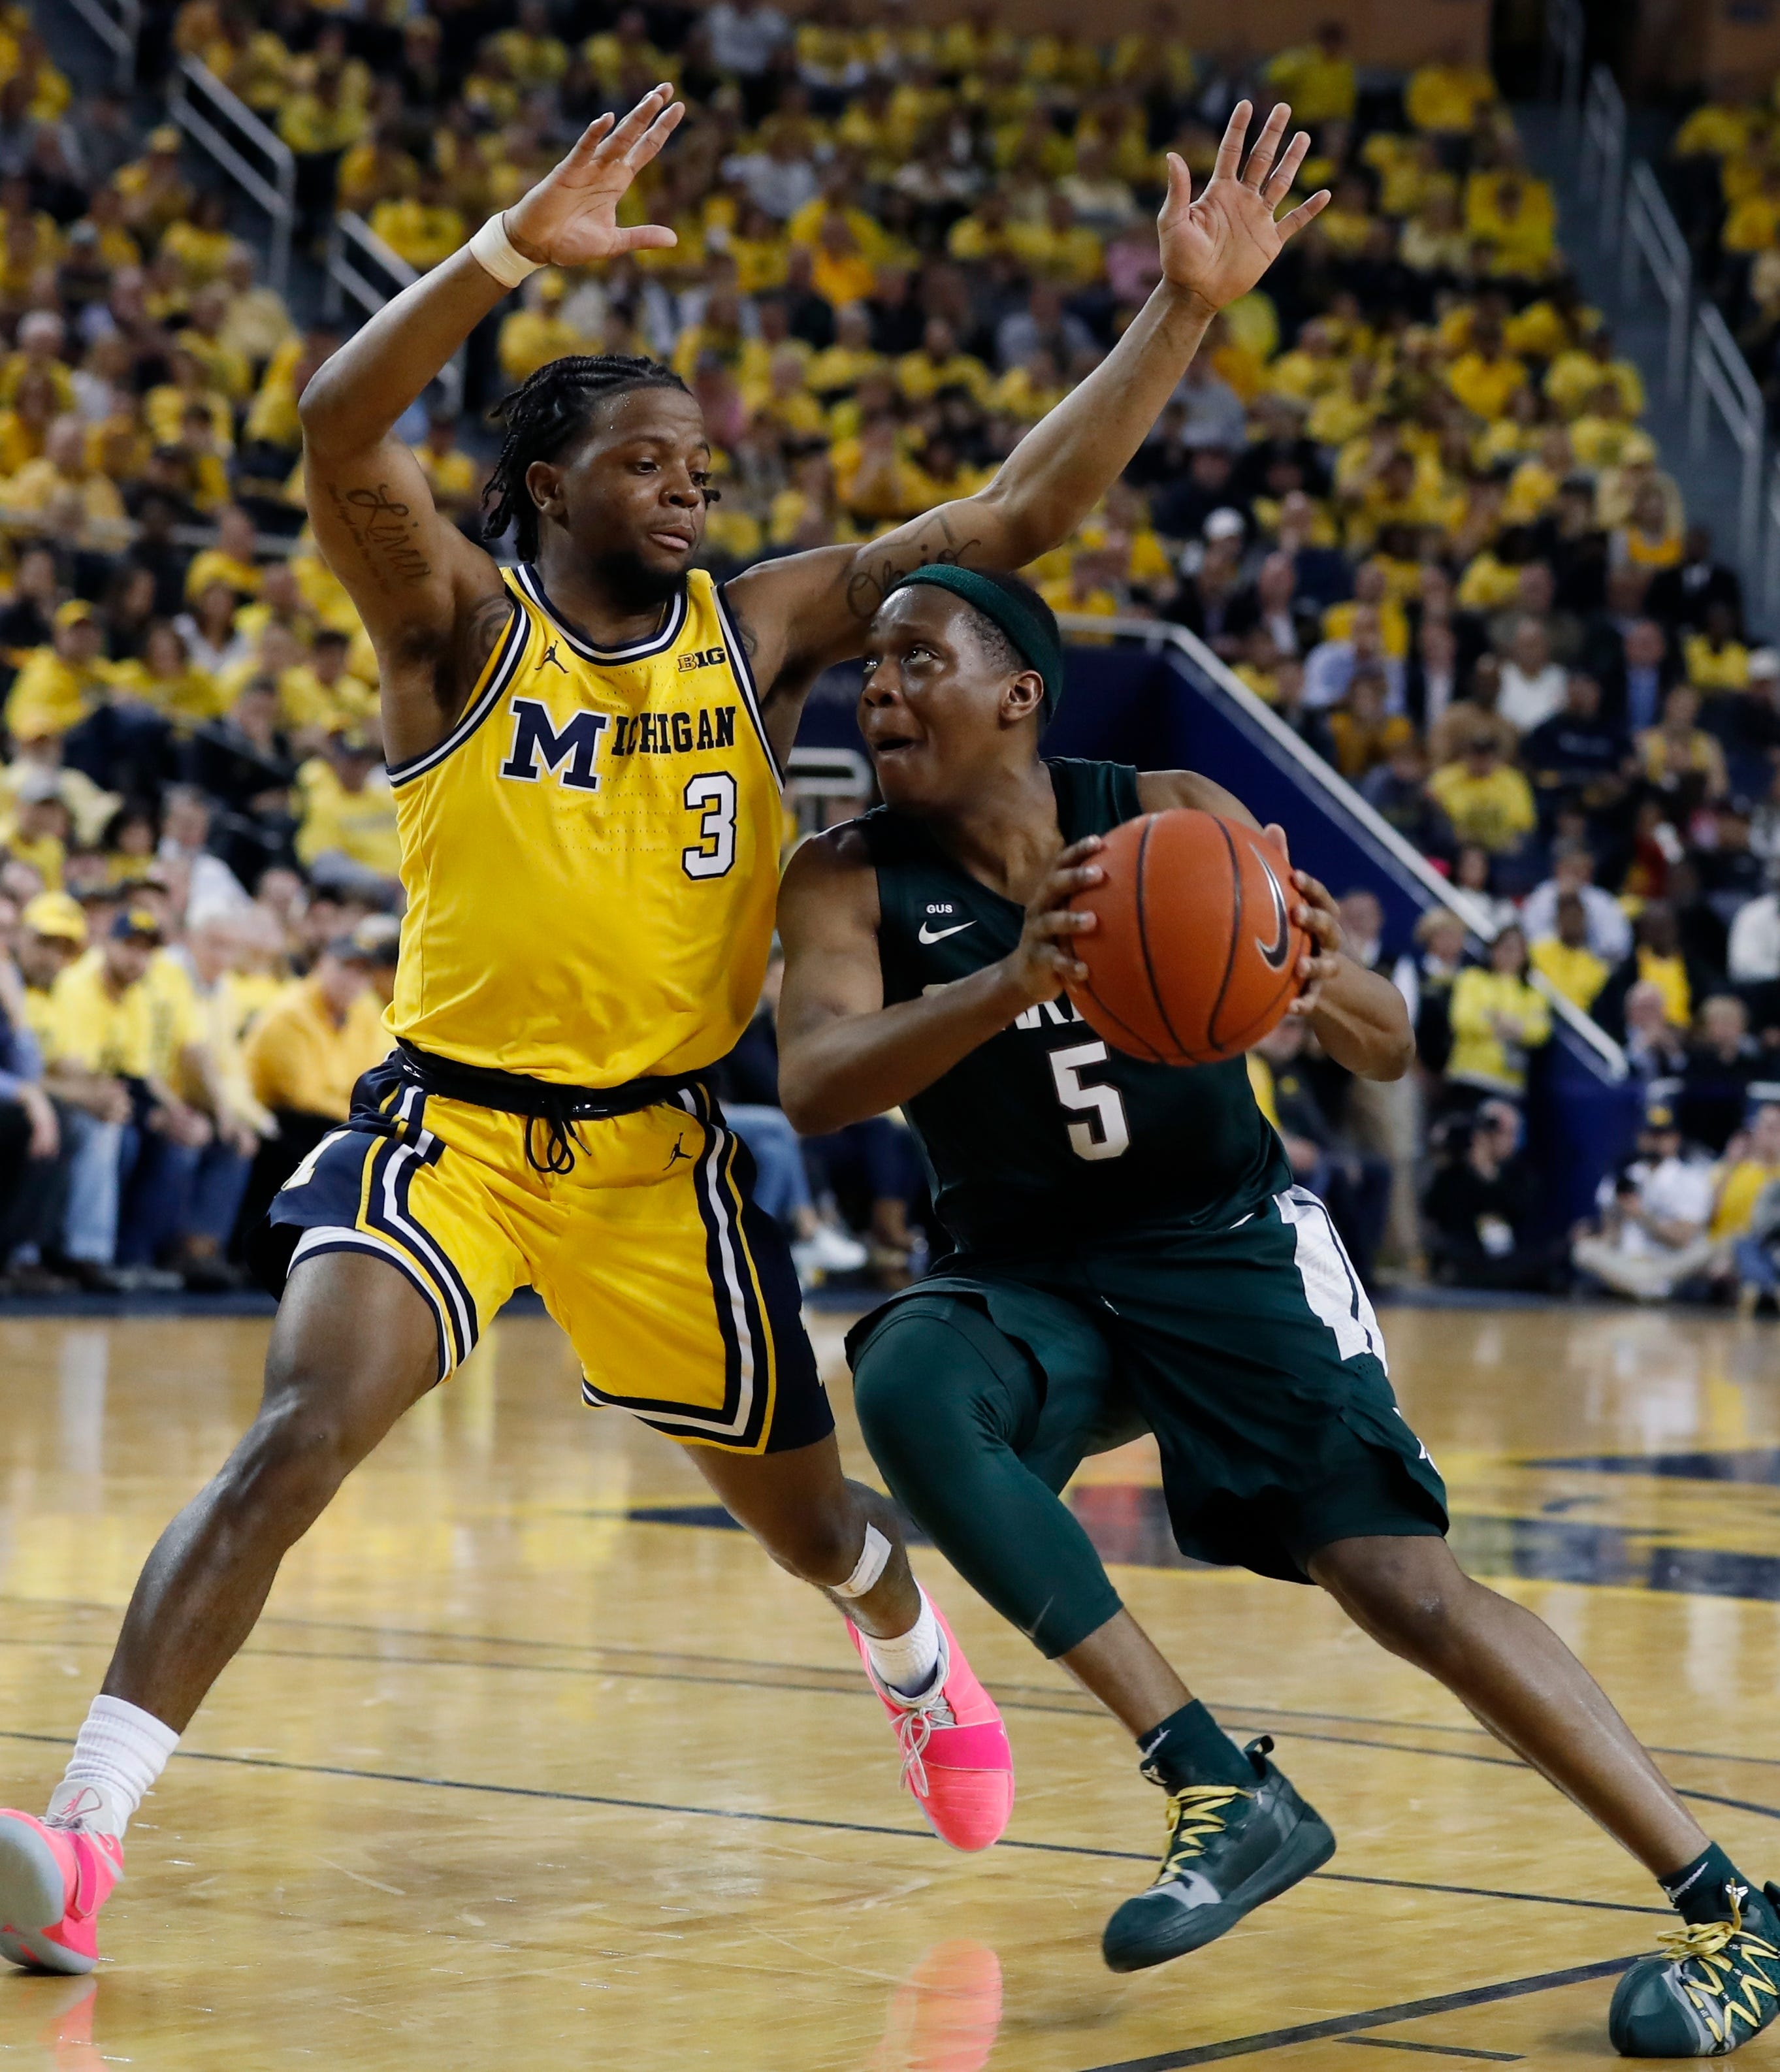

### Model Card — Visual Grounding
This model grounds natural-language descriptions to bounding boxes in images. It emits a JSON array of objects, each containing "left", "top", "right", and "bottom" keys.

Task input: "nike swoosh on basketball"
[{"left": 918, "top": 920, "right": 975, "bottom": 943}]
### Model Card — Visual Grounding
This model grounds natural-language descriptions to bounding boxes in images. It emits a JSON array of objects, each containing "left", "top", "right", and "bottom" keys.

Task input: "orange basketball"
[{"left": 1064, "top": 809, "right": 1309, "bottom": 1066}]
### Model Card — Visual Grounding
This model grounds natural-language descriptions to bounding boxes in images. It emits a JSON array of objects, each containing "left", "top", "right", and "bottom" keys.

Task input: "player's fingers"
[
  {"left": 1275, "top": 189, "right": 1331, "bottom": 242},
  {"left": 1262, "top": 130, "right": 1313, "bottom": 209},
  {"left": 562, "top": 112, "right": 617, "bottom": 163},
  {"left": 1212, "top": 99, "right": 1251, "bottom": 182},
  {"left": 613, "top": 224, "right": 679, "bottom": 253},
  {"left": 626, "top": 97, "right": 685, "bottom": 169},
  {"left": 1163, "top": 150, "right": 1193, "bottom": 212},
  {"left": 1033, "top": 908, "right": 1095, "bottom": 937},
  {"left": 1263, "top": 820, "right": 1291, "bottom": 866},
  {"left": 602, "top": 83, "right": 673, "bottom": 157},
  {"left": 1056, "top": 835, "right": 1104, "bottom": 862},
  {"left": 1240, "top": 101, "right": 1291, "bottom": 189}
]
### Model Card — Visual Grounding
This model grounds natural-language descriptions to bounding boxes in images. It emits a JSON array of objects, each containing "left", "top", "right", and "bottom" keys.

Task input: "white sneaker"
[{"left": 803, "top": 1222, "right": 867, "bottom": 1272}]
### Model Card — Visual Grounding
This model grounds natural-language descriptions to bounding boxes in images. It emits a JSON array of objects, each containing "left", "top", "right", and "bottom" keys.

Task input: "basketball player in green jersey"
[{"left": 775, "top": 570, "right": 1780, "bottom": 2056}]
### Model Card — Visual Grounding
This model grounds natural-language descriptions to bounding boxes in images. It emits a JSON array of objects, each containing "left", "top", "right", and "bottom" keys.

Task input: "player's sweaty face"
[
  {"left": 860, "top": 589, "right": 1010, "bottom": 811},
  {"left": 541, "top": 389, "right": 711, "bottom": 577}
]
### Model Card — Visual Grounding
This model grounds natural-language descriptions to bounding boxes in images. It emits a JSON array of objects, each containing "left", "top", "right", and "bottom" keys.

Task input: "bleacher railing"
[
  {"left": 1621, "top": 160, "right": 1694, "bottom": 402},
  {"left": 325, "top": 214, "right": 464, "bottom": 414},
  {"left": 65, "top": 0, "right": 138, "bottom": 90},
  {"left": 1544, "top": 0, "right": 1586, "bottom": 125},
  {"left": 1761, "top": 457, "right": 1780, "bottom": 617},
  {"left": 1056, "top": 613, "right": 1630, "bottom": 1082},
  {"left": 1578, "top": 64, "right": 1626, "bottom": 253},
  {"left": 1691, "top": 303, "right": 1767, "bottom": 561},
  {"left": 168, "top": 58, "right": 294, "bottom": 295}
]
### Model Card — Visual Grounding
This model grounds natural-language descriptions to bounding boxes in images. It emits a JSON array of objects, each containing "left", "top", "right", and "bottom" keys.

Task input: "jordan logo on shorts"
[{"left": 664, "top": 1135, "right": 694, "bottom": 1170}]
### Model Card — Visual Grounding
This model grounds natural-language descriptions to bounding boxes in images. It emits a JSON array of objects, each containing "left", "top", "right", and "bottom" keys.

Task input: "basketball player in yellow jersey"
[{"left": 0, "top": 89, "right": 1331, "bottom": 1969}]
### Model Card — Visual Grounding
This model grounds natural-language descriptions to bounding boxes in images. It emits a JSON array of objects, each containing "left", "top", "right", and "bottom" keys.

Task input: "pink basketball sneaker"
[
  {"left": 0, "top": 1809, "right": 123, "bottom": 1975},
  {"left": 852, "top": 1604, "right": 1014, "bottom": 1852}
]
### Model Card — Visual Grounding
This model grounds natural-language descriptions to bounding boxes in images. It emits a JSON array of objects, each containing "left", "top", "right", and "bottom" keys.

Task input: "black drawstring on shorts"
[
  {"left": 524, "top": 1103, "right": 585, "bottom": 1176},
  {"left": 393, "top": 1040, "right": 707, "bottom": 1177}
]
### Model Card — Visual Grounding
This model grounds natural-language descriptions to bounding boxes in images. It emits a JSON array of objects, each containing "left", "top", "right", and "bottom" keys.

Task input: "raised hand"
[
  {"left": 504, "top": 85, "right": 685, "bottom": 268},
  {"left": 1158, "top": 100, "right": 1329, "bottom": 316}
]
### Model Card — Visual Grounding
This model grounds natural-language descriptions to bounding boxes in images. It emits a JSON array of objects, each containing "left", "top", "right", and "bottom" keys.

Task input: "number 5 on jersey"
[
  {"left": 1049, "top": 1041, "right": 1130, "bottom": 1161},
  {"left": 683, "top": 772, "right": 737, "bottom": 879}
]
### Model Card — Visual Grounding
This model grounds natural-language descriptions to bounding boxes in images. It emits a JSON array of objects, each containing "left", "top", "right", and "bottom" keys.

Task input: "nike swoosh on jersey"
[{"left": 918, "top": 920, "right": 977, "bottom": 943}]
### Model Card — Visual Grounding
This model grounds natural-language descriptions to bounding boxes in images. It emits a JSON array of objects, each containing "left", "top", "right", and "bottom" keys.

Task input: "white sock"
[
  {"left": 48, "top": 1696, "right": 179, "bottom": 1836},
  {"left": 865, "top": 1589, "right": 943, "bottom": 1700}
]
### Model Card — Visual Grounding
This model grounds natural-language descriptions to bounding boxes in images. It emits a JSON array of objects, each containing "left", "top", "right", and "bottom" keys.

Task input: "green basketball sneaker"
[
  {"left": 1611, "top": 1881, "right": 1780, "bottom": 2057},
  {"left": 1101, "top": 1736, "right": 1335, "bottom": 1973}
]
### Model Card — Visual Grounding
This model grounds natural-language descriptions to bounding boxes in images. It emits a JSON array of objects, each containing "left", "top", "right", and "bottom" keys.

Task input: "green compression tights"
[{"left": 850, "top": 1297, "right": 1127, "bottom": 1660}]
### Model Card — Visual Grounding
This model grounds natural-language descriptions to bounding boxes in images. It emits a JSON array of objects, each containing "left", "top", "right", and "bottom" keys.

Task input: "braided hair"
[{"left": 481, "top": 353, "right": 692, "bottom": 562}]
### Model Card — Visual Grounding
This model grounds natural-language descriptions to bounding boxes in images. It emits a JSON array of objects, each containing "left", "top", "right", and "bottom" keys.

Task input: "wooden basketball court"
[{"left": 0, "top": 1301, "right": 1776, "bottom": 2071}]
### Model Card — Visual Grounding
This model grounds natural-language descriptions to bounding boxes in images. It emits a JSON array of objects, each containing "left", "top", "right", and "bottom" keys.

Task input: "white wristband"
[{"left": 469, "top": 212, "right": 542, "bottom": 289}]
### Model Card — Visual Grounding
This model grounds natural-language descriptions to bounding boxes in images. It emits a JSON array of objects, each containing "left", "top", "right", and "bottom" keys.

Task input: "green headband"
[{"left": 890, "top": 564, "right": 1064, "bottom": 722}]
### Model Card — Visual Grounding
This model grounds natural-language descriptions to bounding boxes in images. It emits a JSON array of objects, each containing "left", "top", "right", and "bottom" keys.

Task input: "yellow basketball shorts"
[{"left": 249, "top": 1056, "right": 833, "bottom": 1455}]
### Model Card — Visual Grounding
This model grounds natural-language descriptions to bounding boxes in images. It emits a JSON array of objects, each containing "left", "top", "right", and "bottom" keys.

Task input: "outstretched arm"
[
  {"left": 298, "top": 87, "right": 684, "bottom": 766},
  {"left": 728, "top": 100, "right": 1329, "bottom": 748}
]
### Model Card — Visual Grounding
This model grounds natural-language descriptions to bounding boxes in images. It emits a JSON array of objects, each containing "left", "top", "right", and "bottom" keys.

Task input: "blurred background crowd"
[{"left": 2, "top": 0, "right": 1780, "bottom": 1311}]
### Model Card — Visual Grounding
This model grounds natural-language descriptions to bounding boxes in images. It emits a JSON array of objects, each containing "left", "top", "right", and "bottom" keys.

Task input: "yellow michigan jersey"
[
  {"left": 256, "top": 563, "right": 833, "bottom": 1457},
  {"left": 387, "top": 563, "right": 781, "bottom": 1087}
]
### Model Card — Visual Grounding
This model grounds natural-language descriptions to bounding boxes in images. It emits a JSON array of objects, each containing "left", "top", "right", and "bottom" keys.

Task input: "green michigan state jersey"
[{"left": 858, "top": 758, "right": 1291, "bottom": 1255}]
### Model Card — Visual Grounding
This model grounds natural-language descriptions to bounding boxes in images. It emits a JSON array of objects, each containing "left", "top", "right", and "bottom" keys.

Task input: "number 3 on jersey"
[
  {"left": 682, "top": 772, "right": 737, "bottom": 879},
  {"left": 1049, "top": 1040, "right": 1130, "bottom": 1161}
]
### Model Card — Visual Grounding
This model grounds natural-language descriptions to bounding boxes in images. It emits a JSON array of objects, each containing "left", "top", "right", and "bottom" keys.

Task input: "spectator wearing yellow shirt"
[
  {"left": 2, "top": 416, "right": 126, "bottom": 542},
  {"left": 242, "top": 933, "right": 391, "bottom": 1205},
  {"left": 5, "top": 768, "right": 70, "bottom": 886},
  {"left": 947, "top": 187, "right": 1022, "bottom": 266},
  {"left": 487, "top": 0, "right": 570, "bottom": 89},
  {"left": 497, "top": 268, "right": 591, "bottom": 384},
  {"left": 0, "top": 310, "right": 74, "bottom": 413},
  {"left": 1570, "top": 385, "right": 1658, "bottom": 473},
  {"left": 1724, "top": 168, "right": 1780, "bottom": 254},
  {"left": 1638, "top": 685, "right": 1728, "bottom": 800},
  {"left": 5, "top": 602, "right": 124, "bottom": 741},
  {"left": 1428, "top": 734, "right": 1538, "bottom": 854},
  {"left": 159, "top": 191, "right": 237, "bottom": 289},
  {"left": 114, "top": 126, "right": 195, "bottom": 245},
  {"left": 412, "top": 410, "right": 482, "bottom": 526},
  {"left": 242, "top": 328, "right": 337, "bottom": 462},
  {"left": 1529, "top": 892, "right": 1609, "bottom": 1011},
  {"left": 1008, "top": 192, "right": 1103, "bottom": 288},
  {"left": 1264, "top": 22, "right": 1357, "bottom": 125},
  {"left": 144, "top": 346, "right": 233, "bottom": 453},
  {"left": 295, "top": 730, "right": 400, "bottom": 899},
  {"left": 336, "top": 124, "right": 420, "bottom": 218},
  {"left": 1446, "top": 320, "right": 1528, "bottom": 420},
  {"left": 113, "top": 622, "right": 224, "bottom": 729},
  {"left": 1545, "top": 329, "right": 1644, "bottom": 421},
  {"left": 1446, "top": 927, "right": 1552, "bottom": 1099},
  {"left": 368, "top": 171, "right": 466, "bottom": 274},
  {"left": 896, "top": 319, "right": 992, "bottom": 406},
  {"left": 1674, "top": 101, "right": 1758, "bottom": 161},
  {"left": 1267, "top": 316, "right": 1344, "bottom": 404},
  {"left": 1713, "top": 1104, "right": 1780, "bottom": 1243},
  {"left": 1327, "top": 667, "right": 1414, "bottom": 782},
  {"left": 806, "top": 304, "right": 886, "bottom": 398},
  {"left": 1406, "top": 54, "right": 1498, "bottom": 136},
  {"left": 1685, "top": 604, "right": 1751, "bottom": 694},
  {"left": 184, "top": 508, "right": 262, "bottom": 607}
]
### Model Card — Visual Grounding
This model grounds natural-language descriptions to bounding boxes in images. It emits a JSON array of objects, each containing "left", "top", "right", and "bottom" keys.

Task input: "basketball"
[{"left": 1064, "top": 810, "right": 1310, "bottom": 1067}]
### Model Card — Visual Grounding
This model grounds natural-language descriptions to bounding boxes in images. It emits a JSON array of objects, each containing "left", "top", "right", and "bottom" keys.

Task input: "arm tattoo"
[
  {"left": 323, "top": 480, "right": 432, "bottom": 593},
  {"left": 843, "top": 511, "right": 984, "bottom": 623}
]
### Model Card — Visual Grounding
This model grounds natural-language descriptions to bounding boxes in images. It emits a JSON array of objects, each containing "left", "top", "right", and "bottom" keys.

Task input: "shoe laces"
[
  {"left": 878, "top": 1642, "right": 954, "bottom": 1800},
  {"left": 1658, "top": 1888, "right": 1780, "bottom": 2046},
  {"left": 1154, "top": 1783, "right": 1252, "bottom": 1885}
]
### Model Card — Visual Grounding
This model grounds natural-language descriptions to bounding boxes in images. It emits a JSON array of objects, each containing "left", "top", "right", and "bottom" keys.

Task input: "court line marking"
[
  {"left": 1338, "top": 2042, "right": 1523, "bottom": 2063},
  {"left": 0, "top": 1730, "right": 1674, "bottom": 1918},
  {"left": 6, "top": 1594, "right": 1779, "bottom": 1779},
  {"left": 1066, "top": 1956, "right": 1637, "bottom": 2071}
]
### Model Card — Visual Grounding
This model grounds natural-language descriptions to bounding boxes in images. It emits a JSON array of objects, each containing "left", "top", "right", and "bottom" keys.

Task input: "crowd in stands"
[
  {"left": 1666, "top": 74, "right": 1780, "bottom": 436},
  {"left": 0, "top": 0, "right": 1779, "bottom": 1307}
]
